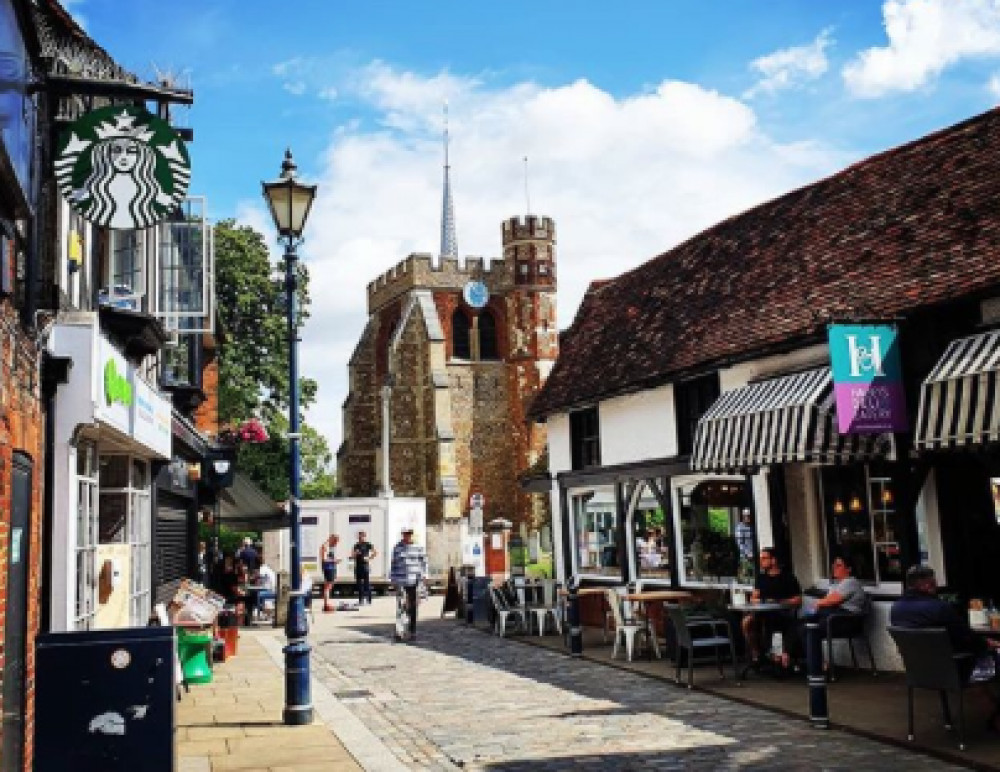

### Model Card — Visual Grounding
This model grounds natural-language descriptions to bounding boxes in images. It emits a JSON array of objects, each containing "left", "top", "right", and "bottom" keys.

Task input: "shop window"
[
  {"left": 452, "top": 309, "right": 471, "bottom": 359},
  {"left": 819, "top": 465, "right": 906, "bottom": 586},
  {"left": 98, "top": 455, "right": 152, "bottom": 625},
  {"left": 674, "top": 478, "right": 749, "bottom": 586},
  {"left": 571, "top": 486, "right": 619, "bottom": 576},
  {"left": 161, "top": 333, "right": 199, "bottom": 388},
  {"left": 570, "top": 407, "right": 601, "bottom": 471},
  {"left": 632, "top": 480, "right": 671, "bottom": 581},
  {"left": 478, "top": 310, "right": 499, "bottom": 360},
  {"left": 674, "top": 374, "right": 721, "bottom": 455},
  {"left": 103, "top": 229, "right": 145, "bottom": 309}
]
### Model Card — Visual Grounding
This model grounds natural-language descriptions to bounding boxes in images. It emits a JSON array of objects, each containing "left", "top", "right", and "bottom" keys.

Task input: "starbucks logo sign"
[{"left": 55, "top": 105, "right": 191, "bottom": 230}]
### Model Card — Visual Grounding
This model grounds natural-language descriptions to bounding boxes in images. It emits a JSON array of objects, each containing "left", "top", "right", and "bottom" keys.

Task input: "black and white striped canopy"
[
  {"left": 691, "top": 367, "right": 892, "bottom": 473},
  {"left": 914, "top": 330, "right": 1000, "bottom": 450}
]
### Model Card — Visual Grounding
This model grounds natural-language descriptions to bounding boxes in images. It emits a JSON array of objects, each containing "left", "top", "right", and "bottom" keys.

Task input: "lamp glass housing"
[{"left": 262, "top": 156, "right": 317, "bottom": 238}]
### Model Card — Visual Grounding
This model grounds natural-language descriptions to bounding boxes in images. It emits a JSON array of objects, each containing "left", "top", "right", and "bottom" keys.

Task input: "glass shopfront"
[
  {"left": 673, "top": 477, "right": 750, "bottom": 586},
  {"left": 631, "top": 481, "right": 671, "bottom": 581},
  {"left": 570, "top": 486, "right": 620, "bottom": 576},
  {"left": 818, "top": 464, "right": 908, "bottom": 588}
]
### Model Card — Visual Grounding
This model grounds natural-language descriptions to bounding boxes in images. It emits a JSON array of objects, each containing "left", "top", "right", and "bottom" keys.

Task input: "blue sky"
[{"left": 70, "top": 0, "right": 1000, "bottom": 452}]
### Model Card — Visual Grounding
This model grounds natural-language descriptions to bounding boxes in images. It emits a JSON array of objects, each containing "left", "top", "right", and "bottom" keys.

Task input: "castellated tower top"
[
  {"left": 366, "top": 215, "right": 557, "bottom": 314},
  {"left": 501, "top": 215, "right": 555, "bottom": 247}
]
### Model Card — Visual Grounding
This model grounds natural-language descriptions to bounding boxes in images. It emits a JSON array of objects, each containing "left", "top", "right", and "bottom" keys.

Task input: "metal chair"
[
  {"left": 606, "top": 589, "right": 660, "bottom": 662},
  {"left": 530, "top": 580, "right": 562, "bottom": 637},
  {"left": 665, "top": 604, "right": 738, "bottom": 688},
  {"left": 888, "top": 626, "right": 989, "bottom": 751},
  {"left": 489, "top": 586, "right": 527, "bottom": 637},
  {"left": 822, "top": 610, "right": 877, "bottom": 681}
]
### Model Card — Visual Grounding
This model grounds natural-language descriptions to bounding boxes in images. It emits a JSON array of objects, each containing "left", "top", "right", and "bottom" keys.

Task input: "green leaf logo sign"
[
  {"left": 104, "top": 359, "right": 133, "bottom": 407},
  {"left": 55, "top": 105, "right": 191, "bottom": 230}
]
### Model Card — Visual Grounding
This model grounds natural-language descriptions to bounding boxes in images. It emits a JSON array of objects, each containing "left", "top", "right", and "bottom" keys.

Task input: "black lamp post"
[{"left": 262, "top": 149, "right": 317, "bottom": 726}]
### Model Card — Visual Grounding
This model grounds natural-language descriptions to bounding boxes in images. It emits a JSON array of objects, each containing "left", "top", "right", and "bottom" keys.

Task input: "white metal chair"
[
  {"left": 490, "top": 586, "right": 527, "bottom": 637},
  {"left": 530, "top": 580, "right": 562, "bottom": 637},
  {"left": 606, "top": 589, "right": 660, "bottom": 661}
]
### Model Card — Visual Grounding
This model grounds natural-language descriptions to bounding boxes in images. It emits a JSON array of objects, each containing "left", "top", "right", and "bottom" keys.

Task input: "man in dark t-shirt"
[
  {"left": 741, "top": 547, "right": 802, "bottom": 664},
  {"left": 352, "top": 532, "right": 377, "bottom": 605}
]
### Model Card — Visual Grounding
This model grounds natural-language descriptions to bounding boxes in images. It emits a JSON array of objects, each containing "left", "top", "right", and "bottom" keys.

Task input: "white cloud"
[
  {"left": 318, "top": 87, "right": 339, "bottom": 101},
  {"left": 745, "top": 29, "right": 833, "bottom": 98},
  {"left": 989, "top": 72, "right": 1000, "bottom": 98},
  {"left": 844, "top": 0, "right": 1000, "bottom": 97},
  {"left": 283, "top": 81, "right": 307, "bottom": 96},
  {"left": 295, "top": 64, "right": 848, "bottom": 453}
]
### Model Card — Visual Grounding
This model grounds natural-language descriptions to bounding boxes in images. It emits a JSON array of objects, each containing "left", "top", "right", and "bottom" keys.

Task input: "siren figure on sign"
[{"left": 56, "top": 105, "right": 191, "bottom": 230}]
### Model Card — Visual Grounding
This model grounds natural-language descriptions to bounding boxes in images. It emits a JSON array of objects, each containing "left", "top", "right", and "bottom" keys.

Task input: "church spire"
[{"left": 440, "top": 101, "right": 458, "bottom": 260}]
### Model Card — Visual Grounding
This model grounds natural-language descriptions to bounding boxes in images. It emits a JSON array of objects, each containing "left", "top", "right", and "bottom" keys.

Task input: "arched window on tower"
[
  {"left": 452, "top": 308, "right": 471, "bottom": 359},
  {"left": 478, "top": 309, "right": 499, "bottom": 360}
]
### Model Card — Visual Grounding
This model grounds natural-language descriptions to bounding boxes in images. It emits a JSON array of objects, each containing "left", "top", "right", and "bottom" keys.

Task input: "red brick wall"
[
  {"left": 193, "top": 338, "right": 219, "bottom": 437},
  {"left": 0, "top": 301, "right": 44, "bottom": 772}
]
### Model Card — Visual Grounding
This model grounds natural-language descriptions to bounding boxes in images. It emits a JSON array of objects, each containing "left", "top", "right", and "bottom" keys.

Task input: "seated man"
[
  {"left": 891, "top": 565, "right": 999, "bottom": 674},
  {"left": 254, "top": 555, "right": 277, "bottom": 622},
  {"left": 741, "top": 547, "right": 802, "bottom": 664},
  {"left": 793, "top": 554, "right": 868, "bottom": 666}
]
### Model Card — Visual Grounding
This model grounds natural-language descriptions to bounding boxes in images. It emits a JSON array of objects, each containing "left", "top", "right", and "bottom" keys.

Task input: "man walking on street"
[
  {"left": 390, "top": 527, "right": 428, "bottom": 641},
  {"left": 352, "top": 531, "right": 377, "bottom": 605}
]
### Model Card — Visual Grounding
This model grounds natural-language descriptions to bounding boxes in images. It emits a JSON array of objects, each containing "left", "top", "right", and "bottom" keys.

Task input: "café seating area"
[{"left": 469, "top": 577, "right": 1000, "bottom": 768}]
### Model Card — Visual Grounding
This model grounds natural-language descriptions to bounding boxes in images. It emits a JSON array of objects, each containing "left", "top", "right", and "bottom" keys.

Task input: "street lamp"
[{"left": 262, "top": 149, "right": 317, "bottom": 726}]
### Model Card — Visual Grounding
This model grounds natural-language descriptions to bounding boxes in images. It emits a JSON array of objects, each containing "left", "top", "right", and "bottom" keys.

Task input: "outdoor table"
[
  {"left": 970, "top": 624, "right": 1000, "bottom": 636},
  {"left": 728, "top": 602, "right": 792, "bottom": 679}
]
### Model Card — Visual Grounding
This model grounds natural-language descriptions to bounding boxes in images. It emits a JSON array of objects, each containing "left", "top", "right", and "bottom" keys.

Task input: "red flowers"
[{"left": 219, "top": 418, "right": 269, "bottom": 445}]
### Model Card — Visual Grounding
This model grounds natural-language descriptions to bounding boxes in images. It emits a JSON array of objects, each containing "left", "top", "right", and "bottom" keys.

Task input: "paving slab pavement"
[{"left": 176, "top": 630, "right": 363, "bottom": 772}]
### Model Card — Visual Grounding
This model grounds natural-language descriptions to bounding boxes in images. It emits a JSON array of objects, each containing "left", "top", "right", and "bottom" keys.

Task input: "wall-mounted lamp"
[
  {"left": 881, "top": 488, "right": 894, "bottom": 506},
  {"left": 833, "top": 499, "right": 845, "bottom": 514},
  {"left": 849, "top": 495, "right": 864, "bottom": 513}
]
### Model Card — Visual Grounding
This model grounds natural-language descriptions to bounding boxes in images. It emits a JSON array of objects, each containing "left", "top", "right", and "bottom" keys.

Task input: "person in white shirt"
[{"left": 254, "top": 555, "right": 277, "bottom": 621}]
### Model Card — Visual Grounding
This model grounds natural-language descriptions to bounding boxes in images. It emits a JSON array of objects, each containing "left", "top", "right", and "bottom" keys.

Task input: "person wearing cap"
[{"left": 390, "top": 527, "right": 428, "bottom": 641}]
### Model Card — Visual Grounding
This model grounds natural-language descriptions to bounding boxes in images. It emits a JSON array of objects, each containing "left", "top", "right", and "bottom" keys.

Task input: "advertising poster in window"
[
  {"left": 992, "top": 478, "right": 1000, "bottom": 525},
  {"left": 829, "top": 324, "right": 908, "bottom": 434}
]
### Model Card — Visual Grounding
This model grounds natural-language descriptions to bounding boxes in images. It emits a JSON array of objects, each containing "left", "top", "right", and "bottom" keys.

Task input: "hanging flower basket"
[{"left": 219, "top": 418, "right": 269, "bottom": 446}]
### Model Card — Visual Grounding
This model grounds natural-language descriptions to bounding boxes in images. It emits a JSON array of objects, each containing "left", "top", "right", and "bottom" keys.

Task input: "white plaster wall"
[
  {"left": 599, "top": 385, "right": 676, "bottom": 465},
  {"left": 547, "top": 413, "right": 570, "bottom": 579},
  {"left": 719, "top": 343, "right": 829, "bottom": 392}
]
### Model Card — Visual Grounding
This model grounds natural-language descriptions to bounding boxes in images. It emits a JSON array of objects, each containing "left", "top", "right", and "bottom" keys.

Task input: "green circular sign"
[{"left": 55, "top": 105, "right": 191, "bottom": 230}]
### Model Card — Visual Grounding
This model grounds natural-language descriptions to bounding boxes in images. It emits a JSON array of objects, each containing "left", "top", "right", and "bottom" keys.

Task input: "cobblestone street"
[{"left": 307, "top": 597, "right": 964, "bottom": 771}]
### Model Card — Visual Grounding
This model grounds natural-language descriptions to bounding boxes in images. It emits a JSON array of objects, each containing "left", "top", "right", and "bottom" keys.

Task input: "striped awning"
[
  {"left": 692, "top": 367, "right": 893, "bottom": 473},
  {"left": 914, "top": 330, "right": 1000, "bottom": 450}
]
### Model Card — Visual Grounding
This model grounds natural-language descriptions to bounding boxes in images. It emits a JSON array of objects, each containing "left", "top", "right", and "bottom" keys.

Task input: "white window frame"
[
  {"left": 74, "top": 442, "right": 99, "bottom": 630},
  {"left": 99, "top": 455, "right": 153, "bottom": 626},
  {"left": 670, "top": 474, "right": 751, "bottom": 589},
  {"left": 568, "top": 485, "right": 622, "bottom": 580},
  {"left": 152, "top": 196, "right": 215, "bottom": 334},
  {"left": 107, "top": 228, "right": 147, "bottom": 307}
]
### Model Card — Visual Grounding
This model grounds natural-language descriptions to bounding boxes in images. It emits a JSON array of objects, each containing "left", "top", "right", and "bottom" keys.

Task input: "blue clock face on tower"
[{"left": 463, "top": 280, "right": 489, "bottom": 309}]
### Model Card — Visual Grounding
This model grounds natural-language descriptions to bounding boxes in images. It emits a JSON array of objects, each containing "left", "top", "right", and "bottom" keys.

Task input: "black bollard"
[
  {"left": 805, "top": 619, "right": 829, "bottom": 729},
  {"left": 466, "top": 573, "right": 475, "bottom": 625},
  {"left": 567, "top": 576, "right": 583, "bottom": 657}
]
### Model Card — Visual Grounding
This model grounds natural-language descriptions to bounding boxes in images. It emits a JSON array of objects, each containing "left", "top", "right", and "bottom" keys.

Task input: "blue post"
[
  {"left": 806, "top": 619, "right": 829, "bottom": 729},
  {"left": 567, "top": 576, "right": 583, "bottom": 657},
  {"left": 466, "top": 572, "right": 475, "bottom": 624},
  {"left": 282, "top": 240, "right": 313, "bottom": 726}
]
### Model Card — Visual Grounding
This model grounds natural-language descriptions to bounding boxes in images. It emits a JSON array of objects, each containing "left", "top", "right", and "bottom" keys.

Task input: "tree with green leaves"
[{"left": 214, "top": 219, "right": 336, "bottom": 501}]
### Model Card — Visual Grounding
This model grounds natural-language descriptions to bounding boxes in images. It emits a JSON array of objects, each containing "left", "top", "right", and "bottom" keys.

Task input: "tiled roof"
[{"left": 530, "top": 107, "right": 1000, "bottom": 418}]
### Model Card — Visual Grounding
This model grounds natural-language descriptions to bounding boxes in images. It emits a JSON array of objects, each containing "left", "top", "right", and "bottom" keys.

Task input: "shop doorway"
[{"left": 2, "top": 453, "right": 32, "bottom": 772}]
